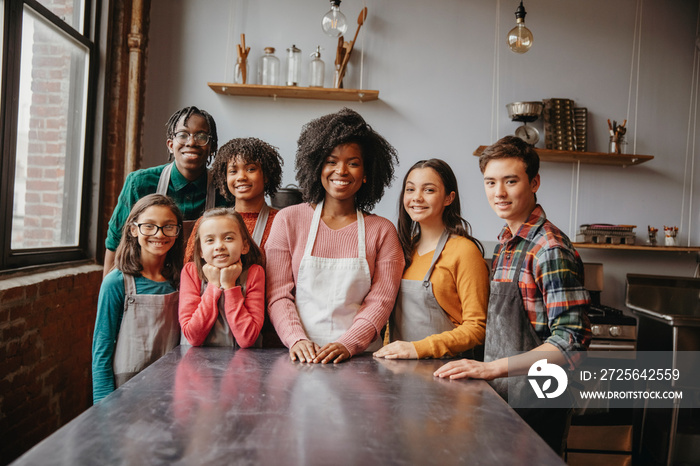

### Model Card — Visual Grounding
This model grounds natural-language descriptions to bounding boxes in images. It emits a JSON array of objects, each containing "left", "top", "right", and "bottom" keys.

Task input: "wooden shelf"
[
  {"left": 573, "top": 243, "right": 700, "bottom": 252},
  {"left": 208, "top": 83, "right": 379, "bottom": 102},
  {"left": 473, "top": 146, "right": 653, "bottom": 167}
]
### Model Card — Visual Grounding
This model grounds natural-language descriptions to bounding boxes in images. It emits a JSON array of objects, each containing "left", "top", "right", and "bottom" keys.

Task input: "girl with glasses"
[
  {"left": 103, "top": 105, "right": 224, "bottom": 277},
  {"left": 92, "top": 194, "right": 184, "bottom": 403},
  {"left": 179, "top": 208, "right": 265, "bottom": 348}
]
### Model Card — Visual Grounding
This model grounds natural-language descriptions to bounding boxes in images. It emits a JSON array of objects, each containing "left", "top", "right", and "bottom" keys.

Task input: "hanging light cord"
[
  {"left": 683, "top": 6, "right": 700, "bottom": 248},
  {"left": 626, "top": 0, "right": 643, "bottom": 154},
  {"left": 490, "top": 0, "right": 501, "bottom": 142},
  {"left": 679, "top": 4, "right": 699, "bottom": 248}
]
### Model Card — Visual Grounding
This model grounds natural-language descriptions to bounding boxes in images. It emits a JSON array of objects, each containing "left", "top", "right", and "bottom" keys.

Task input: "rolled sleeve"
[{"left": 536, "top": 246, "right": 591, "bottom": 365}]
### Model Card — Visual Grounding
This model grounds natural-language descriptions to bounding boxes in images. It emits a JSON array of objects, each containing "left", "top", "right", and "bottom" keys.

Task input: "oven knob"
[
  {"left": 609, "top": 326, "right": 621, "bottom": 337},
  {"left": 591, "top": 325, "right": 601, "bottom": 336}
]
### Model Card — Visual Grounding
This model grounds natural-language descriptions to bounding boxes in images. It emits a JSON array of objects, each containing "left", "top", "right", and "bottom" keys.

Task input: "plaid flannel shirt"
[{"left": 491, "top": 205, "right": 591, "bottom": 366}]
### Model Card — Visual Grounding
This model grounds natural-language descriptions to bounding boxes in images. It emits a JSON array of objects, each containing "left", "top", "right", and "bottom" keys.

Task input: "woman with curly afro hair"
[{"left": 265, "top": 107, "right": 404, "bottom": 364}]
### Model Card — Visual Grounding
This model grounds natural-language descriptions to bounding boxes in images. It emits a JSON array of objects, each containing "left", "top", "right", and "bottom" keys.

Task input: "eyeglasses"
[
  {"left": 173, "top": 131, "right": 211, "bottom": 146},
  {"left": 133, "top": 223, "right": 181, "bottom": 237}
]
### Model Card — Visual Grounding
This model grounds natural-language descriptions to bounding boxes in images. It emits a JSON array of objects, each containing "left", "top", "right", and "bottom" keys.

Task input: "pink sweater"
[
  {"left": 179, "top": 261, "right": 265, "bottom": 347},
  {"left": 265, "top": 203, "right": 404, "bottom": 355}
]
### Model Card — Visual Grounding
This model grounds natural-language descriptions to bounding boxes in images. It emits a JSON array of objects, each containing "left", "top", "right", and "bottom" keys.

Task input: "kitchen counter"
[{"left": 12, "top": 347, "right": 565, "bottom": 465}]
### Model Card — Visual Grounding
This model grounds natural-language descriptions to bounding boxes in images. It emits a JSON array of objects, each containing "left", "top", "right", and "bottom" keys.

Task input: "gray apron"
[
  {"left": 250, "top": 203, "right": 270, "bottom": 246},
  {"left": 390, "top": 231, "right": 455, "bottom": 344},
  {"left": 484, "top": 244, "right": 540, "bottom": 403},
  {"left": 484, "top": 240, "right": 573, "bottom": 454},
  {"left": 157, "top": 162, "right": 216, "bottom": 243},
  {"left": 199, "top": 270, "right": 248, "bottom": 347},
  {"left": 113, "top": 274, "right": 180, "bottom": 387}
]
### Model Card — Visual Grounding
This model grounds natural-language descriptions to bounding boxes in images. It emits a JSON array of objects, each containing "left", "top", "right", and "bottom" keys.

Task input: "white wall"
[{"left": 142, "top": 0, "right": 700, "bottom": 308}]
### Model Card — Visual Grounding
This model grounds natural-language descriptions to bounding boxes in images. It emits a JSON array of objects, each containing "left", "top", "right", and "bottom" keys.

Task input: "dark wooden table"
[{"left": 12, "top": 347, "right": 565, "bottom": 465}]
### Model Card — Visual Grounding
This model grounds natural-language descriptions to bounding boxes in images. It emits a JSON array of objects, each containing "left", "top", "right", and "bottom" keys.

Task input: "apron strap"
[
  {"left": 158, "top": 163, "right": 213, "bottom": 211},
  {"left": 205, "top": 170, "right": 216, "bottom": 210},
  {"left": 122, "top": 273, "right": 137, "bottom": 296},
  {"left": 492, "top": 239, "right": 531, "bottom": 283},
  {"left": 251, "top": 203, "right": 270, "bottom": 246},
  {"left": 303, "top": 202, "right": 324, "bottom": 257},
  {"left": 303, "top": 201, "right": 366, "bottom": 260},
  {"left": 356, "top": 208, "right": 366, "bottom": 259},
  {"left": 422, "top": 230, "right": 450, "bottom": 287},
  {"left": 156, "top": 163, "right": 174, "bottom": 195}
]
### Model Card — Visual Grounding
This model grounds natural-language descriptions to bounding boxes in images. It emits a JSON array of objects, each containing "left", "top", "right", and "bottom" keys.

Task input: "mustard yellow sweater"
[{"left": 403, "top": 236, "right": 489, "bottom": 358}]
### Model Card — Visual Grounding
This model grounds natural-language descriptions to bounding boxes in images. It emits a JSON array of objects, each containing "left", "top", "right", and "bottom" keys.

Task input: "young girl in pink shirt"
[{"left": 179, "top": 208, "right": 265, "bottom": 347}]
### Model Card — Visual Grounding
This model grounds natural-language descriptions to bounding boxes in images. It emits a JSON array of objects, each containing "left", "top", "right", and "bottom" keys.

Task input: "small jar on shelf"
[
  {"left": 308, "top": 46, "right": 325, "bottom": 88},
  {"left": 258, "top": 47, "right": 280, "bottom": 86},
  {"left": 286, "top": 45, "right": 301, "bottom": 86}
]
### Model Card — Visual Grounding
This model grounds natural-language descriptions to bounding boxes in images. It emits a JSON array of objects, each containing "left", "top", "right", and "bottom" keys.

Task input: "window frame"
[{"left": 0, "top": 0, "right": 100, "bottom": 270}]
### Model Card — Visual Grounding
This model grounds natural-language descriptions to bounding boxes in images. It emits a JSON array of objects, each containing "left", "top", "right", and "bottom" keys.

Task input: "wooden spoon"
[
  {"left": 238, "top": 33, "right": 250, "bottom": 83},
  {"left": 335, "top": 7, "right": 368, "bottom": 87}
]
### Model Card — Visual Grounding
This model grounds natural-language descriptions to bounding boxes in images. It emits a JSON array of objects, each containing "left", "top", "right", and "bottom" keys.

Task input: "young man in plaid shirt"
[{"left": 435, "top": 136, "right": 591, "bottom": 455}]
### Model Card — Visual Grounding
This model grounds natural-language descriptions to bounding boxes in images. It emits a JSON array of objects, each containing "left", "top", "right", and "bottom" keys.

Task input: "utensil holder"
[{"left": 609, "top": 135, "right": 627, "bottom": 154}]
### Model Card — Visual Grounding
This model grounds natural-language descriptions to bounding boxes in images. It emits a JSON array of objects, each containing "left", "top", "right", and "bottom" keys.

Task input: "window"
[{"left": 0, "top": 0, "right": 99, "bottom": 269}]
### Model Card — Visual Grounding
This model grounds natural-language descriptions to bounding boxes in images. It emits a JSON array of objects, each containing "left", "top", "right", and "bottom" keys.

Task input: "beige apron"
[
  {"left": 390, "top": 230, "right": 454, "bottom": 343},
  {"left": 113, "top": 274, "right": 180, "bottom": 387},
  {"left": 157, "top": 162, "right": 216, "bottom": 242},
  {"left": 295, "top": 201, "right": 378, "bottom": 351}
]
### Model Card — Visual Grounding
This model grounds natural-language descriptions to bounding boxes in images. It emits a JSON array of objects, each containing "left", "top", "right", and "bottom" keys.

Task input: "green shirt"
[
  {"left": 105, "top": 163, "right": 224, "bottom": 251},
  {"left": 91, "top": 269, "right": 177, "bottom": 403}
]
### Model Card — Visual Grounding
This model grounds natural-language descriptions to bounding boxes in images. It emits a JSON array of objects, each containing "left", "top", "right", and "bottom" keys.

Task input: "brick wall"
[{"left": 0, "top": 265, "right": 102, "bottom": 465}]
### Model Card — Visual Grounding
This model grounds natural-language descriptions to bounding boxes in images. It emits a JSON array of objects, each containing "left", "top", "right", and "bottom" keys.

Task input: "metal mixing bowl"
[{"left": 506, "top": 101, "right": 543, "bottom": 121}]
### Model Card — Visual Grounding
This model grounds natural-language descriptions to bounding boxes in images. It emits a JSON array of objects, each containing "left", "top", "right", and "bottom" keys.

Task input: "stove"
[
  {"left": 583, "top": 263, "right": 638, "bottom": 353},
  {"left": 588, "top": 299, "right": 637, "bottom": 352}
]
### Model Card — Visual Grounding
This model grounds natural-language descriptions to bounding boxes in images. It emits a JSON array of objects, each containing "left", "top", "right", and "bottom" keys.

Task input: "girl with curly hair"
[
  {"left": 373, "top": 159, "right": 488, "bottom": 360},
  {"left": 183, "top": 137, "right": 283, "bottom": 262},
  {"left": 182, "top": 137, "right": 284, "bottom": 348},
  {"left": 265, "top": 108, "right": 404, "bottom": 364}
]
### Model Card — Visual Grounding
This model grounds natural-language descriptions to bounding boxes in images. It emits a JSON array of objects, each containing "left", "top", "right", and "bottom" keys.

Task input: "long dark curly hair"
[
  {"left": 115, "top": 194, "right": 184, "bottom": 287},
  {"left": 210, "top": 137, "right": 284, "bottom": 201},
  {"left": 165, "top": 106, "right": 219, "bottom": 164},
  {"left": 294, "top": 107, "right": 398, "bottom": 211},
  {"left": 397, "top": 159, "right": 484, "bottom": 268}
]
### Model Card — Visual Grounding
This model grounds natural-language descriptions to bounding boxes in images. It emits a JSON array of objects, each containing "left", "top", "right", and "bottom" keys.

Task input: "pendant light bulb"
[
  {"left": 507, "top": 1, "right": 533, "bottom": 54},
  {"left": 321, "top": 0, "right": 348, "bottom": 38}
]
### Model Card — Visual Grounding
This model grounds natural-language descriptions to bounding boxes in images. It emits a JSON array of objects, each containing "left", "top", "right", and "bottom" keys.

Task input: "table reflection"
[{"left": 12, "top": 347, "right": 564, "bottom": 466}]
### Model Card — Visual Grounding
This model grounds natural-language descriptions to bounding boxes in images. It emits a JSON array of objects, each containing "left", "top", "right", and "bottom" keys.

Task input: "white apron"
[
  {"left": 113, "top": 274, "right": 180, "bottom": 387},
  {"left": 295, "top": 201, "right": 379, "bottom": 351},
  {"left": 157, "top": 162, "right": 216, "bottom": 242}
]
